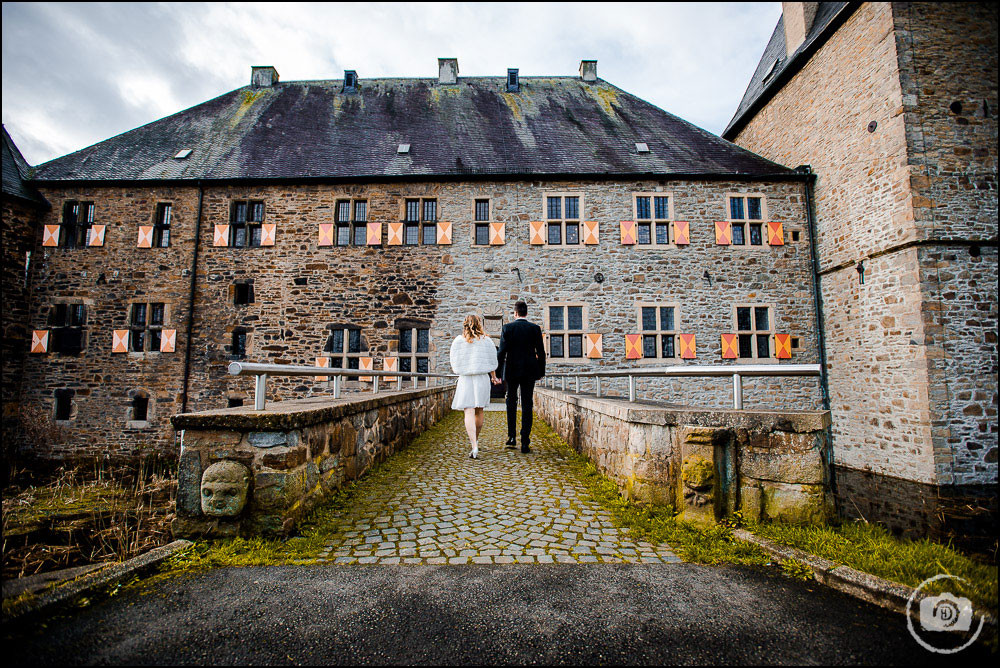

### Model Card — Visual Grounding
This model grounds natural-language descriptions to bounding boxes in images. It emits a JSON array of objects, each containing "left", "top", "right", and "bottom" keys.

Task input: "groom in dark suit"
[{"left": 496, "top": 300, "right": 546, "bottom": 453}]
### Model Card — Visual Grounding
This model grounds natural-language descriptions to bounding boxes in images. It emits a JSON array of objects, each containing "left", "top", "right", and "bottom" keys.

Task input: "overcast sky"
[{"left": 2, "top": 2, "right": 781, "bottom": 166}]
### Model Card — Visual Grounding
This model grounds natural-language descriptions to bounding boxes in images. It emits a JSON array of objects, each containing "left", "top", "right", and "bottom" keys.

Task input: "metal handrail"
[
  {"left": 228, "top": 362, "right": 457, "bottom": 410},
  {"left": 540, "top": 364, "right": 822, "bottom": 409}
]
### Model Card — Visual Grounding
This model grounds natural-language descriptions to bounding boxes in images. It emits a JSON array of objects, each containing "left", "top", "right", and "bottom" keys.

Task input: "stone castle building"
[
  {"left": 1, "top": 2, "right": 995, "bottom": 539},
  {"left": 724, "top": 2, "right": 996, "bottom": 535}
]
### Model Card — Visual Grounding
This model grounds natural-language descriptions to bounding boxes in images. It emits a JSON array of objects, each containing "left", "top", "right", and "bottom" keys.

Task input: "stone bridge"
[{"left": 171, "top": 385, "right": 833, "bottom": 560}]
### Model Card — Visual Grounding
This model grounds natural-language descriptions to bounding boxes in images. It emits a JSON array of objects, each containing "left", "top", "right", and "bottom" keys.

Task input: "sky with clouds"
[{"left": 2, "top": 2, "right": 781, "bottom": 166}]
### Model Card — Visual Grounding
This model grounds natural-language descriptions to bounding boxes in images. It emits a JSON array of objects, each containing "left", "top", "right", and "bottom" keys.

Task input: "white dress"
[{"left": 449, "top": 335, "right": 498, "bottom": 410}]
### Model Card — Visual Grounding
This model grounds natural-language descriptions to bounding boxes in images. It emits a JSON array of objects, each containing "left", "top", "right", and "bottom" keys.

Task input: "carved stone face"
[{"left": 201, "top": 460, "right": 250, "bottom": 517}]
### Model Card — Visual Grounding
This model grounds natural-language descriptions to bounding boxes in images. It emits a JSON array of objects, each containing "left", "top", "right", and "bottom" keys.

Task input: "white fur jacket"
[{"left": 449, "top": 335, "right": 498, "bottom": 376}]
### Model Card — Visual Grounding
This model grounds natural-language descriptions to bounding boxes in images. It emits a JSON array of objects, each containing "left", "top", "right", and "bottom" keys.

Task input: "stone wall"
[
  {"left": 2, "top": 195, "right": 46, "bottom": 460},
  {"left": 535, "top": 387, "right": 833, "bottom": 525},
  {"left": 171, "top": 384, "right": 453, "bottom": 537},
  {"left": 22, "top": 176, "right": 821, "bottom": 461},
  {"left": 730, "top": 2, "right": 998, "bottom": 486}
]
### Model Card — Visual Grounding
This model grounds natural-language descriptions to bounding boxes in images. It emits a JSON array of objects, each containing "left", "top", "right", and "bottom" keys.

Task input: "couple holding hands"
[{"left": 448, "top": 301, "right": 546, "bottom": 459}]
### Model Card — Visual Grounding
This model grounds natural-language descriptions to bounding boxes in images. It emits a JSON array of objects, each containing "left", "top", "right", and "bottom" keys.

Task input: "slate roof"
[
  {"left": 32, "top": 76, "right": 792, "bottom": 183},
  {"left": 723, "top": 2, "right": 852, "bottom": 139},
  {"left": 2, "top": 125, "right": 45, "bottom": 204}
]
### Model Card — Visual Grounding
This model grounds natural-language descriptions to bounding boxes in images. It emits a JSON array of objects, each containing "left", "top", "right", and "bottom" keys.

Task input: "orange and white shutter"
[
  {"left": 87, "top": 225, "right": 106, "bottom": 247},
  {"left": 359, "top": 356, "right": 373, "bottom": 382},
  {"left": 112, "top": 330, "right": 130, "bottom": 353},
  {"left": 318, "top": 223, "right": 334, "bottom": 247},
  {"left": 213, "top": 225, "right": 230, "bottom": 247},
  {"left": 720, "top": 333, "right": 739, "bottom": 359},
  {"left": 436, "top": 222, "right": 452, "bottom": 245},
  {"left": 715, "top": 221, "right": 731, "bottom": 245},
  {"left": 624, "top": 334, "right": 643, "bottom": 360},
  {"left": 489, "top": 222, "right": 505, "bottom": 245},
  {"left": 387, "top": 222, "right": 404, "bottom": 246},
  {"left": 582, "top": 221, "right": 599, "bottom": 245},
  {"left": 584, "top": 333, "right": 603, "bottom": 359},
  {"left": 383, "top": 356, "right": 398, "bottom": 383},
  {"left": 620, "top": 221, "right": 636, "bottom": 245},
  {"left": 367, "top": 222, "right": 382, "bottom": 246},
  {"left": 137, "top": 226, "right": 153, "bottom": 248},
  {"left": 774, "top": 334, "right": 792, "bottom": 359},
  {"left": 315, "top": 356, "right": 330, "bottom": 382},
  {"left": 260, "top": 223, "right": 277, "bottom": 246},
  {"left": 160, "top": 329, "right": 177, "bottom": 353},
  {"left": 767, "top": 221, "right": 784, "bottom": 246},
  {"left": 673, "top": 221, "right": 690, "bottom": 245},
  {"left": 30, "top": 330, "right": 49, "bottom": 354},
  {"left": 42, "top": 225, "right": 60, "bottom": 247},
  {"left": 529, "top": 221, "right": 545, "bottom": 245},
  {"left": 678, "top": 333, "right": 697, "bottom": 359}
]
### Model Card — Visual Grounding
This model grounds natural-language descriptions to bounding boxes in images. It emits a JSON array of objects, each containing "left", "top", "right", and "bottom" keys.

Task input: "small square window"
[
  {"left": 421, "top": 224, "right": 437, "bottom": 245},
  {"left": 565, "top": 223, "right": 580, "bottom": 245},
  {"left": 547, "top": 223, "right": 562, "bottom": 245},
  {"left": 234, "top": 283, "right": 253, "bottom": 305},
  {"left": 474, "top": 199, "right": 490, "bottom": 221},
  {"left": 54, "top": 389, "right": 74, "bottom": 421},
  {"left": 132, "top": 396, "right": 149, "bottom": 422},
  {"left": 475, "top": 224, "right": 490, "bottom": 246}
]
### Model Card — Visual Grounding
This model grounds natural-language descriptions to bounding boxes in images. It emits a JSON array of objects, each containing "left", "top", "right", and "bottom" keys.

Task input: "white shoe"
[{"left": 470, "top": 447, "right": 478, "bottom": 459}]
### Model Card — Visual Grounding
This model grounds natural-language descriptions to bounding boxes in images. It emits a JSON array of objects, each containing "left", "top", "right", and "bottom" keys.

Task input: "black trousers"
[{"left": 505, "top": 377, "right": 536, "bottom": 442}]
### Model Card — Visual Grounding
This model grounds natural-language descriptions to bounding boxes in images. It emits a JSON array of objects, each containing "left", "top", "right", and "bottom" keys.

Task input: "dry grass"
[{"left": 2, "top": 460, "right": 176, "bottom": 579}]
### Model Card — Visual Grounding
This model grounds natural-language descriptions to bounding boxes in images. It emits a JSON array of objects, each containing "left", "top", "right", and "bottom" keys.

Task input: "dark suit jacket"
[{"left": 497, "top": 318, "right": 546, "bottom": 381}]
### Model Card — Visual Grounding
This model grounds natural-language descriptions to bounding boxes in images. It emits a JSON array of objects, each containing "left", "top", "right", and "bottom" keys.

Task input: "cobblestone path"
[{"left": 319, "top": 410, "right": 679, "bottom": 565}]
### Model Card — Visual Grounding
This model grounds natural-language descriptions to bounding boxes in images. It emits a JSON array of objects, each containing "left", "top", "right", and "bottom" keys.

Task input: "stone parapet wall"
[
  {"left": 535, "top": 387, "right": 833, "bottom": 525},
  {"left": 170, "top": 384, "right": 453, "bottom": 537}
]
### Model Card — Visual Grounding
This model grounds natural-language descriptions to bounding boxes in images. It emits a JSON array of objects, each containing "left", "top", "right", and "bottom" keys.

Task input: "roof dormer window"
[
  {"left": 344, "top": 70, "right": 358, "bottom": 93},
  {"left": 507, "top": 68, "right": 519, "bottom": 93}
]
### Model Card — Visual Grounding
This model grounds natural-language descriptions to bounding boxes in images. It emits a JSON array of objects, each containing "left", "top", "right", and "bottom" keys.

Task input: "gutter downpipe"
[
  {"left": 802, "top": 166, "right": 830, "bottom": 412},
  {"left": 181, "top": 183, "right": 204, "bottom": 414}
]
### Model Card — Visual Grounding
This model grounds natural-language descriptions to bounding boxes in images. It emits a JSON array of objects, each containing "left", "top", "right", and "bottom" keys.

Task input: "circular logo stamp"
[{"left": 906, "top": 574, "right": 985, "bottom": 654}]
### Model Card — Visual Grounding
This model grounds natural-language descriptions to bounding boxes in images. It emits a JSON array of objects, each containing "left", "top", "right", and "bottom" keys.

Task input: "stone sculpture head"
[
  {"left": 681, "top": 456, "right": 714, "bottom": 508},
  {"left": 201, "top": 460, "right": 250, "bottom": 517}
]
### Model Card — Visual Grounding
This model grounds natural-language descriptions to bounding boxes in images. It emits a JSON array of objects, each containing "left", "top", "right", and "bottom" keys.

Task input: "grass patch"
[
  {"left": 533, "top": 422, "right": 770, "bottom": 567},
  {"left": 748, "top": 519, "right": 998, "bottom": 615}
]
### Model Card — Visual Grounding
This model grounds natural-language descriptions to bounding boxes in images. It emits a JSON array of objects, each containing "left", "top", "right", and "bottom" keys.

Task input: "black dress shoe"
[
  {"left": 521, "top": 444, "right": 531, "bottom": 453},
  {"left": 505, "top": 438, "right": 517, "bottom": 449}
]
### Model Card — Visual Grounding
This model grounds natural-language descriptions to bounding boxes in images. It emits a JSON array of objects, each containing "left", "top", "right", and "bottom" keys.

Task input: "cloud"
[{"left": 2, "top": 1, "right": 781, "bottom": 165}]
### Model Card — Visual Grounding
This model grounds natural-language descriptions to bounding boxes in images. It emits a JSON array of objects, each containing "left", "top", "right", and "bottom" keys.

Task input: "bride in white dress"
[{"left": 449, "top": 315, "right": 500, "bottom": 459}]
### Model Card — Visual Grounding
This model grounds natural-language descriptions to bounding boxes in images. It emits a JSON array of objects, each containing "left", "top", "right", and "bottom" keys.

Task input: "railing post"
[
  {"left": 596, "top": 376, "right": 602, "bottom": 398},
  {"left": 575, "top": 377, "right": 580, "bottom": 393},
  {"left": 373, "top": 376, "right": 379, "bottom": 395},
  {"left": 628, "top": 375, "right": 636, "bottom": 402},
  {"left": 412, "top": 377, "right": 418, "bottom": 389},
  {"left": 561, "top": 376, "right": 566, "bottom": 391},
  {"left": 333, "top": 374, "right": 341, "bottom": 399},
  {"left": 733, "top": 373, "right": 743, "bottom": 409},
  {"left": 254, "top": 373, "right": 267, "bottom": 411}
]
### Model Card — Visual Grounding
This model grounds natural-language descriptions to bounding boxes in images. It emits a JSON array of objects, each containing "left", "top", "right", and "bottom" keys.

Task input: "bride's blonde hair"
[{"left": 463, "top": 314, "right": 486, "bottom": 343}]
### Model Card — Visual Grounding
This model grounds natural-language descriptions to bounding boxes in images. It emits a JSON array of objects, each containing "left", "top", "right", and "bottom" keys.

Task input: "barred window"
[
  {"left": 335, "top": 199, "right": 368, "bottom": 246},
  {"left": 403, "top": 198, "right": 438, "bottom": 245}
]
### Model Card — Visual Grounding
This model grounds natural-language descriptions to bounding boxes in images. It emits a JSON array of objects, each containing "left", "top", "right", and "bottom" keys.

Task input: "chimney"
[
  {"left": 438, "top": 58, "right": 459, "bottom": 85},
  {"left": 579, "top": 60, "right": 597, "bottom": 82},
  {"left": 782, "top": 2, "right": 819, "bottom": 57},
  {"left": 250, "top": 66, "right": 279, "bottom": 88}
]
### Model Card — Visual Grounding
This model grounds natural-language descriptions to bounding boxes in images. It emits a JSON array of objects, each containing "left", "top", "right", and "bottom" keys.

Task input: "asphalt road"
[{"left": 7, "top": 563, "right": 989, "bottom": 665}]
